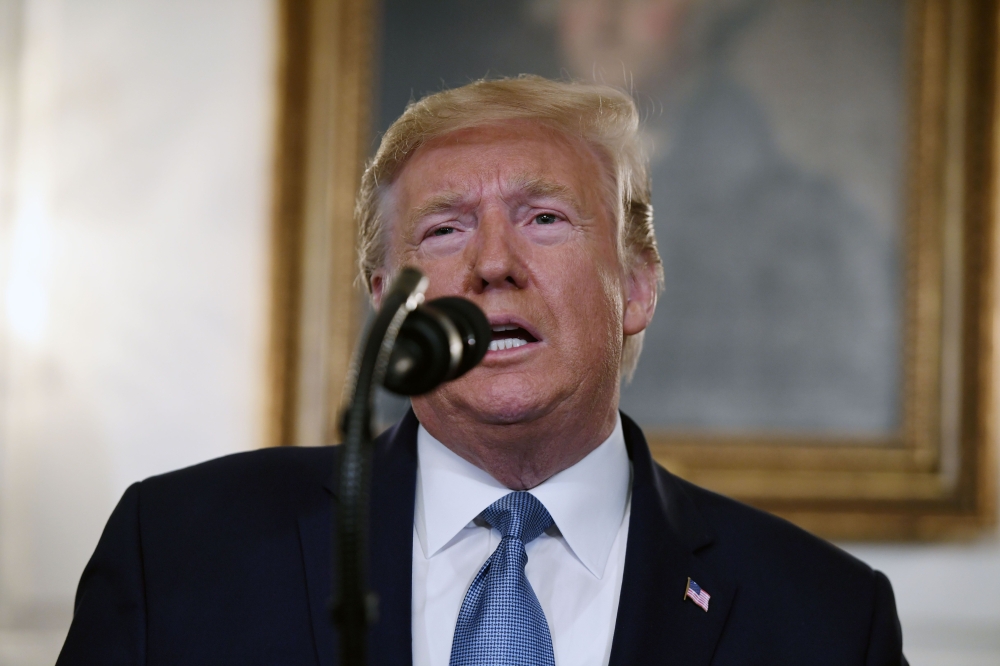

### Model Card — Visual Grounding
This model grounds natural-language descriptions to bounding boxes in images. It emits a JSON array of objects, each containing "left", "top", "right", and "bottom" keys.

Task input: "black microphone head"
[
  {"left": 382, "top": 296, "right": 489, "bottom": 396},
  {"left": 425, "top": 296, "right": 490, "bottom": 376}
]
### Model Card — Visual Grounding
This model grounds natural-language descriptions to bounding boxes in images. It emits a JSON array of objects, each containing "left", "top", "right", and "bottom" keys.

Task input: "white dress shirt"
[{"left": 411, "top": 416, "right": 632, "bottom": 666}]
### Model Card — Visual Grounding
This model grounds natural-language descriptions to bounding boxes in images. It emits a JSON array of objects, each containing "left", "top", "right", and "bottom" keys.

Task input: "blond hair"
[{"left": 355, "top": 75, "right": 663, "bottom": 379}]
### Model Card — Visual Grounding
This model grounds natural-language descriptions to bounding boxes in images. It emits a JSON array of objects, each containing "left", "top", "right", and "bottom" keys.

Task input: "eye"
[
  {"left": 431, "top": 226, "right": 455, "bottom": 236},
  {"left": 534, "top": 213, "right": 559, "bottom": 225}
]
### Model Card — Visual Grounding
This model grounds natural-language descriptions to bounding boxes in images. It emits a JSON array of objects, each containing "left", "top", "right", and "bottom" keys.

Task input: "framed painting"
[{"left": 269, "top": 0, "right": 998, "bottom": 540}]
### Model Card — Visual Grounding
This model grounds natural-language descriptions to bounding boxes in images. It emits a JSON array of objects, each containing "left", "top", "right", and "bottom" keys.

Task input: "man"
[{"left": 58, "top": 77, "right": 907, "bottom": 665}]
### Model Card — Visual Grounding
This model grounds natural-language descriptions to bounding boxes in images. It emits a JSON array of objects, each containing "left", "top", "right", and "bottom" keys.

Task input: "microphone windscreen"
[
  {"left": 381, "top": 296, "right": 489, "bottom": 396},
  {"left": 424, "top": 297, "right": 490, "bottom": 376}
]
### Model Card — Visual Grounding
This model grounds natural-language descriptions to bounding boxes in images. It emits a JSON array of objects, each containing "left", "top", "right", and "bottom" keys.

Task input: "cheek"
[
  {"left": 600, "top": 265, "right": 626, "bottom": 317},
  {"left": 596, "top": 266, "right": 626, "bottom": 344},
  {"left": 407, "top": 252, "right": 470, "bottom": 297},
  {"left": 392, "top": 229, "right": 456, "bottom": 274},
  {"left": 545, "top": 251, "right": 625, "bottom": 341}
]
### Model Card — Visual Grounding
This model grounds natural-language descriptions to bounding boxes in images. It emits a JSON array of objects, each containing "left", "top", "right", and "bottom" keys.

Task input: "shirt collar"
[{"left": 415, "top": 414, "right": 631, "bottom": 579}]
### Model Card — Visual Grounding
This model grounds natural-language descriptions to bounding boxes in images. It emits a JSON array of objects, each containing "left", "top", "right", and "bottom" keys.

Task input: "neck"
[{"left": 412, "top": 394, "right": 620, "bottom": 491}]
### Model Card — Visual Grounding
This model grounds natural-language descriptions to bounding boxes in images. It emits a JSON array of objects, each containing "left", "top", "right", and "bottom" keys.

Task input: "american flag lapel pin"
[{"left": 684, "top": 577, "right": 711, "bottom": 612}]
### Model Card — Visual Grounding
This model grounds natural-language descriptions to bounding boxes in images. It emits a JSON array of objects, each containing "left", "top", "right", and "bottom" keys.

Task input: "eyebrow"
[
  {"left": 408, "top": 191, "right": 467, "bottom": 225},
  {"left": 405, "top": 175, "right": 590, "bottom": 225},
  {"left": 508, "top": 176, "right": 589, "bottom": 215}
]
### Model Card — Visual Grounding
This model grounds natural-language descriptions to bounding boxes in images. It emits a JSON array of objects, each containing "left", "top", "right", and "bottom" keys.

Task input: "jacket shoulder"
[
  {"left": 664, "top": 465, "right": 872, "bottom": 580},
  {"left": 139, "top": 445, "right": 336, "bottom": 524}
]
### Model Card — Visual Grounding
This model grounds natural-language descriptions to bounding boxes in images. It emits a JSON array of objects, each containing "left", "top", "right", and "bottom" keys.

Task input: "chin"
[
  {"left": 471, "top": 399, "right": 544, "bottom": 425},
  {"left": 440, "top": 373, "right": 558, "bottom": 426}
]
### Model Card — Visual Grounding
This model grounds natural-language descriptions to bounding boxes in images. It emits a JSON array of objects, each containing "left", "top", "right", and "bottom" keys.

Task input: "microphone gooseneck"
[{"left": 333, "top": 268, "right": 490, "bottom": 666}]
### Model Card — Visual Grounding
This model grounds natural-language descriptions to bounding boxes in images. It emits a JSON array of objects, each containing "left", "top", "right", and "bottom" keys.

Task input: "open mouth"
[{"left": 489, "top": 324, "right": 539, "bottom": 352}]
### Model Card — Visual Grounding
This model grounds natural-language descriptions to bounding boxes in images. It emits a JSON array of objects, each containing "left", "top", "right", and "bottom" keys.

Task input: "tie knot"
[{"left": 481, "top": 492, "right": 553, "bottom": 544}]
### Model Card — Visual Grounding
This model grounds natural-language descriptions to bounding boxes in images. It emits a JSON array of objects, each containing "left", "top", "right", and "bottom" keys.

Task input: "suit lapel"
[
  {"left": 367, "top": 412, "right": 419, "bottom": 666},
  {"left": 609, "top": 415, "right": 736, "bottom": 666},
  {"left": 298, "top": 411, "right": 420, "bottom": 666}
]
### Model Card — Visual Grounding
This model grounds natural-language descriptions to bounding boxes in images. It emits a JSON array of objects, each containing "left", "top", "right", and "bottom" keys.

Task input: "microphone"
[
  {"left": 383, "top": 296, "right": 491, "bottom": 395},
  {"left": 333, "top": 268, "right": 489, "bottom": 666}
]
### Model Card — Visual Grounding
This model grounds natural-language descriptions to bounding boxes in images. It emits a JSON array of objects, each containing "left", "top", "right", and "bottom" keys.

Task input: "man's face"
[{"left": 374, "top": 120, "right": 652, "bottom": 428}]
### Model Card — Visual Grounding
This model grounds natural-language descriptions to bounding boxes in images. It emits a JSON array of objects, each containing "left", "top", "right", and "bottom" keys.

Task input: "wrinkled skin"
[{"left": 373, "top": 120, "right": 657, "bottom": 489}]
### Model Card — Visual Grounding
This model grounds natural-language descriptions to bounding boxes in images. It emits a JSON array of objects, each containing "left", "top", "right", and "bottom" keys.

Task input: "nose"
[{"left": 467, "top": 206, "right": 528, "bottom": 293}]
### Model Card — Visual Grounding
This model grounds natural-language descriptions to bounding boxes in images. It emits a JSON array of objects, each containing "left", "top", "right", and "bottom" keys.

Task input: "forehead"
[{"left": 390, "top": 120, "right": 609, "bottom": 211}]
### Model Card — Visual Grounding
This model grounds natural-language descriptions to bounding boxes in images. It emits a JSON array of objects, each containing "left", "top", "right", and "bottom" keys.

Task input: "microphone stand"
[{"left": 333, "top": 267, "right": 428, "bottom": 666}]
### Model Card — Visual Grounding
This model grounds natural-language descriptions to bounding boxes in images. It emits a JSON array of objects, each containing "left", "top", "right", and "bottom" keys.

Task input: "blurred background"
[{"left": 0, "top": 1, "right": 999, "bottom": 664}]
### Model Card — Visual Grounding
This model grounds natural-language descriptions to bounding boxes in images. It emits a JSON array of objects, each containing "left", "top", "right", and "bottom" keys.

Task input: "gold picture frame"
[
  {"left": 269, "top": 0, "right": 998, "bottom": 540},
  {"left": 267, "top": 0, "right": 372, "bottom": 450}
]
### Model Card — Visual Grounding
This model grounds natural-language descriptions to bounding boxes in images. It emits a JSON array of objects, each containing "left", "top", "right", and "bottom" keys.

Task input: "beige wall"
[
  {"left": 0, "top": 2, "right": 997, "bottom": 665},
  {"left": 0, "top": 1, "right": 275, "bottom": 663}
]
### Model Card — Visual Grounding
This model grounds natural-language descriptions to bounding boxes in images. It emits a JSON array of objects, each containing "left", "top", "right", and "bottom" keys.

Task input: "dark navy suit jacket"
[{"left": 57, "top": 411, "right": 907, "bottom": 665}]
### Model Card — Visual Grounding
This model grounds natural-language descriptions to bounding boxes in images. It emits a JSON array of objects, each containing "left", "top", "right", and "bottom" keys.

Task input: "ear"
[
  {"left": 370, "top": 270, "right": 387, "bottom": 310},
  {"left": 623, "top": 257, "right": 658, "bottom": 336}
]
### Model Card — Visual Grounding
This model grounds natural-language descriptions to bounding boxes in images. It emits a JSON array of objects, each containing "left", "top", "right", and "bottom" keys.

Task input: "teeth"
[
  {"left": 491, "top": 324, "right": 518, "bottom": 332},
  {"left": 488, "top": 338, "right": 528, "bottom": 352}
]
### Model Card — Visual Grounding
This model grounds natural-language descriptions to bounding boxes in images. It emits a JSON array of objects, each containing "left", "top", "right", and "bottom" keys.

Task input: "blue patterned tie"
[{"left": 449, "top": 491, "right": 556, "bottom": 666}]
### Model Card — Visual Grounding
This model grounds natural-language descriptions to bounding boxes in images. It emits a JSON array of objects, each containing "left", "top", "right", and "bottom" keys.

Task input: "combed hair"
[{"left": 355, "top": 75, "right": 663, "bottom": 380}]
